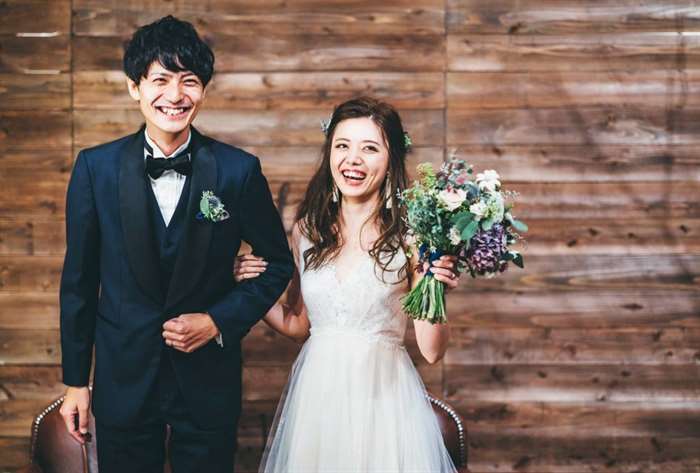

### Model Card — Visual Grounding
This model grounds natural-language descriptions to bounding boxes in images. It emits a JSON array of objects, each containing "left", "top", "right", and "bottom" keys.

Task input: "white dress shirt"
[
  {"left": 144, "top": 130, "right": 190, "bottom": 227},
  {"left": 144, "top": 130, "right": 223, "bottom": 347}
]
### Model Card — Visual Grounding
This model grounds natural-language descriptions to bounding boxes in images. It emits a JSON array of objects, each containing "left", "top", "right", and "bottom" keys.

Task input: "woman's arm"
[
  {"left": 234, "top": 225, "right": 310, "bottom": 343},
  {"left": 409, "top": 251, "right": 460, "bottom": 364}
]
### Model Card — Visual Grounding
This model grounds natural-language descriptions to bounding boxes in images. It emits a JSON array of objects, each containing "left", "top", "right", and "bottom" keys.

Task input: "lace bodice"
[{"left": 298, "top": 237, "right": 409, "bottom": 346}]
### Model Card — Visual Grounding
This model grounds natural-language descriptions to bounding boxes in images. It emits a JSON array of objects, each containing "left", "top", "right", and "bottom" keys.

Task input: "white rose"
[
  {"left": 476, "top": 169, "right": 501, "bottom": 192},
  {"left": 469, "top": 201, "right": 488, "bottom": 219},
  {"left": 438, "top": 189, "right": 467, "bottom": 211},
  {"left": 449, "top": 226, "right": 462, "bottom": 245}
]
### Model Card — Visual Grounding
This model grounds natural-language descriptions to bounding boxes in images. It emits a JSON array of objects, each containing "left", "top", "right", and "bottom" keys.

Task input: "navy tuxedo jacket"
[{"left": 60, "top": 126, "right": 294, "bottom": 428}]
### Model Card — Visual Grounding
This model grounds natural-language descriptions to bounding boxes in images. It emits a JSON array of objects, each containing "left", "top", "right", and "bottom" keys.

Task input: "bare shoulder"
[{"left": 290, "top": 221, "right": 305, "bottom": 247}]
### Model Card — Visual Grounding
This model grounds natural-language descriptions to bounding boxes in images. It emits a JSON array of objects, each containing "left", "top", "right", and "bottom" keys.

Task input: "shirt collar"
[{"left": 144, "top": 128, "right": 192, "bottom": 159}]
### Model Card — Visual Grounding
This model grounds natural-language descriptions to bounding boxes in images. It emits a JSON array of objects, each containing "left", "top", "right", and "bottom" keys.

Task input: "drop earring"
[
  {"left": 332, "top": 183, "right": 339, "bottom": 203},
  {"left": 385, "top": 176, "right": 393, "bottom": 209}
]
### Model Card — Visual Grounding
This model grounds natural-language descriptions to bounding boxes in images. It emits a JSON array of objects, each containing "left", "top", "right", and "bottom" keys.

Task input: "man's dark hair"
[{"left": 123, "top": 15, "right": 215, "bottom": 86}]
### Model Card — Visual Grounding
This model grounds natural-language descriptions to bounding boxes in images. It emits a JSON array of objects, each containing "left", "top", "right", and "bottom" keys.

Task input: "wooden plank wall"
[{"left": 1, "top": 1, "right": 699, "bottom": 471}]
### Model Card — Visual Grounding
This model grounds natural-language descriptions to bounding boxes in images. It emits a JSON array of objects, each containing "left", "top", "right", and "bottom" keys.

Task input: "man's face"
[{"left": 127, "top": 61, "right": 206, "bottom": 138}]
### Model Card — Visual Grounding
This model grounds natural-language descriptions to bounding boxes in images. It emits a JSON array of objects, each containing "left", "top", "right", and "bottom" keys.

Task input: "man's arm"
[
  {"left": 207, "top": 158, "right": 294, "bottom": 342},
  {"left": 60, "top": 150, "right": 100, "bottom": 385},
  {"left": 59, "top": 150, "right": 100, "bottom": 442}
]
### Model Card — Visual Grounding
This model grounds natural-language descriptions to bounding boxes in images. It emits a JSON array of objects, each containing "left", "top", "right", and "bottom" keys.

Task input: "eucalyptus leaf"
[
  {"left": 451, "top": 211, "right": 474, "bottom": 232},
  {"left": 481, "top": 217, "right": 495, "bottom": 231},
  {"left": 511, "top": 219, "right": 529, "bottom": 232},
  {"left": 461, "top": 220, "right": 479, "bottom": 240},
  {"left": 511, "top": 251, "right": 524, "bottom": 268}
]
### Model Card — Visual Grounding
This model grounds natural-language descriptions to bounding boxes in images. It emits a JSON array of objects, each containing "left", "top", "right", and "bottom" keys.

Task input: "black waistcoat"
[{"left": 146, "top": 176, "right": 193, "bottom": 292}]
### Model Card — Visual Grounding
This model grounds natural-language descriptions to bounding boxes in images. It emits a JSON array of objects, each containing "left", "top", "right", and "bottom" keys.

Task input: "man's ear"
[{"left": 126, "top": 78, "right": 141, "bottom": 101}]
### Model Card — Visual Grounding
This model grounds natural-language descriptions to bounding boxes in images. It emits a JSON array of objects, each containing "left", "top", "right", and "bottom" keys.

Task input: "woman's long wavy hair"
[{"left": 295, "top": 96, "right": 411, "bottom": 282}]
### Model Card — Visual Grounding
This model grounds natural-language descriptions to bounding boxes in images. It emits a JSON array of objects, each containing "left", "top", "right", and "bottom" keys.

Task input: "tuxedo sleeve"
[
  {"left": 60, "top": 151, "right": 100, "bottom": 386},
  {"left": 207, "top": 158, "right": 294, "bottom": 341}
]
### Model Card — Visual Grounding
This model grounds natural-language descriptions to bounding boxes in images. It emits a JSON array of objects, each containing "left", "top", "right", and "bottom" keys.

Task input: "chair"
[
  {"left": 21, "top": 393, "right": 467, "bottom": 472},
  {"left": 427, "top": 392, "right": 468, "bottom": 470}
]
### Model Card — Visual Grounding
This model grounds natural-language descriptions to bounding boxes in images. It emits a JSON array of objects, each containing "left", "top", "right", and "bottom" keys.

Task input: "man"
[{"left": 59, "top": 15, "right": 294, "bottom": 472}]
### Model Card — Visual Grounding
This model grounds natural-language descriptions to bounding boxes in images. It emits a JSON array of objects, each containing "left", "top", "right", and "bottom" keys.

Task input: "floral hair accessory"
[
  {"left": 196, "top": 191, "right": 230, "bottom": 222},
  {"left": 320, "top": 114, "right": 333, "bottom": 136},
  {"left": 404, "top": 131, "right": 412, "bottom": 152}
]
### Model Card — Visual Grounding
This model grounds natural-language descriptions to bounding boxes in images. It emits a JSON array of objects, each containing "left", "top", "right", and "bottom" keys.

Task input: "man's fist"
[
  {"left": 162, "top": 312, "right": 220, "bottom": 353},
  {"left": 59, "top": 386, "right": 91, "bottom": 444}
]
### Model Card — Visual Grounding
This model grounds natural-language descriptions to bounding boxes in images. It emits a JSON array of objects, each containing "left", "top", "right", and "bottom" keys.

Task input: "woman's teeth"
[{"left": 342, "top": 170, "right": 366, "bottom": 181}]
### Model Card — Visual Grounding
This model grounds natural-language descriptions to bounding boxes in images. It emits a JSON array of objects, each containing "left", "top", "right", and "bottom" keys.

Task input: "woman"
[{"left": 238, "top": 97, "right": 459, "bottom": 472}]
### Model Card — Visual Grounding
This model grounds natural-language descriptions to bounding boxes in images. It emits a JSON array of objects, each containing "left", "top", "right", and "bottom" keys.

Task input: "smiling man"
[{"left": 58, "top": 15, "right": 294, "bottom": 473}]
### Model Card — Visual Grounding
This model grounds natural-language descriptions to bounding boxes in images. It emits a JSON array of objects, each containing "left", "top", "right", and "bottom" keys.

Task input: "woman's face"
[{"left": 329, "top": 117, "right": 390, "bottom": 204}]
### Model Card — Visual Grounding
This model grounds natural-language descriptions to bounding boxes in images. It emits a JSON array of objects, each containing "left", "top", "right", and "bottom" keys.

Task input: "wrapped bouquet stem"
[
  {"left": 400, "top": 159, "right": 527, "bottom": 324},
  {"left": 401, "top": 246, "right": 446, "bottom": 322}
]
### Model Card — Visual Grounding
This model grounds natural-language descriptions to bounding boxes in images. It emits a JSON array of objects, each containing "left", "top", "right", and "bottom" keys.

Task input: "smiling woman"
[
  {"left": 231, "top": 97, "right": 461, "bottom": 472},
  {"left": 331, "top": 117, "right": 390, "bottom": 202}
]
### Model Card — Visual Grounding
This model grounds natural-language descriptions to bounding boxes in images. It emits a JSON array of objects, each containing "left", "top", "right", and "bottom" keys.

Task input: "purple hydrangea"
[{"left": 465, "top": 223, "right": 508, "bottom": 276}]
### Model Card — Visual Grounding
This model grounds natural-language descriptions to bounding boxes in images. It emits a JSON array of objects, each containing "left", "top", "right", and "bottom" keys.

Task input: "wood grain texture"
[
  {"left": 0, "top": 293, "right": 58, "bottom": 329},
  {"left": 447, "top": 106, "right": 700, "bottom": 146},
  {"left": 449, "top": 254, "right": 700, "bottom": 293},
  {"left": 447, "top": 71, "right": 700, "bottom": 110},
  {"left": 73, "top": 34, "right": 446, "bottom": 72},
  {"left": 0, "top": 112, "right": 72, "bottom": 152},
  {"left": 447, "top": 33, "right": 700, "bottom": 72},
  {"left": 0, "top": 74, "right": 71, "bottom": 111},
  {"left": 516, "top": 218, "right": 700, "bottom": 255},
  {"left": 448, "top": 145, "right": 700, "bottom": 182},
  {"left": 446, "top": 289, "right": 700, "bottom": 329},
  {"left": 0, "top": 36, "right": 70, "bottom": 74},
  {"left": 447, "top": 0, "right": 700, "bottom": 35},
  {"left": 74, "top": 71, "right": 445, "bottom": 110},
  {"left": 444, "top": 327, "right": 700, "bottom": 365},
  {"left": 0, "top": 437, "right": 31, "bottom": 472},
  {"left": 0, "top": 175, "right": 68, "bottom": 217},
  {"left": 460, "top": 401, "right": 700, "bottom": 472},
  {"left": 72, "top": 0, "right": 445, "bottom": 36},
  {"left": 0, "top": 0, "right": 70, "bottom": 35},
  {"left": 0, "top": 219, "right": 66, "bottom": 256},
  {"left": 443, "top": 364, "right": 700, "bottom": 403}
]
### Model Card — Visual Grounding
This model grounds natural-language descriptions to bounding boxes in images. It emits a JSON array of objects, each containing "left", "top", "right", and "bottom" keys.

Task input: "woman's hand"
[
  {"left": 428, "top": 255, "right": 461, "bottom": 291},
  {"left": 233, "top": 254, "right": 268, "bottom": 282}
]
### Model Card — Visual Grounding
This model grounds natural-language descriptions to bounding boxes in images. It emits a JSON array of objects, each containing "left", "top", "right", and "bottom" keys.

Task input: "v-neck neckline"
[{"left": 328, "top": 251, "right": 371, "bottom": 286}]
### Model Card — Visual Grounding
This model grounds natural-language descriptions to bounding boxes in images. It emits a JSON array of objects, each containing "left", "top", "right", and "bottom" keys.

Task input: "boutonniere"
[{"left": 196, "top": 191, "right": 230, "bottom": 222}]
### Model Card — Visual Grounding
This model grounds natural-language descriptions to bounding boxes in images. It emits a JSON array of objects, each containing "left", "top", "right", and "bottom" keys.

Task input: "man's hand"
[
  {"left": 162, "top": 313, "right": 220, "bottom": 353},
  {"left": 59, "top": 386, "right": 91, "bottom": 444}
]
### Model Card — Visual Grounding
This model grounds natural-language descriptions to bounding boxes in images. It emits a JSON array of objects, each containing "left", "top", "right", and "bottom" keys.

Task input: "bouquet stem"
[{"left": 402, "top": 275, "right": 446, "bottom": 324}]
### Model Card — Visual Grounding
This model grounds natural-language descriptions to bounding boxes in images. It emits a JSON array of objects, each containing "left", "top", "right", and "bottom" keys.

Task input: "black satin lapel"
[
  {"left": 119, "top": 130, "right": 165, "bottom": 305},
  {"left": 165, "top": 131, "right": 217, "bottom": 310}
]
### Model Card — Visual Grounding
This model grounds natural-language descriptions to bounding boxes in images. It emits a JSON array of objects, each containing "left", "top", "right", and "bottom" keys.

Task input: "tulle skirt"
[{"left": 259, "top": 327, "right": 457, "bottom": 472}]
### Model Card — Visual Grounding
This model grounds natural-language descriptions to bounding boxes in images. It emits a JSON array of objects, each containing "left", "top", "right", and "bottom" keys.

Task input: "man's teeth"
[{"left": 159, "top": 107, "right": 188, "bottom": 116}]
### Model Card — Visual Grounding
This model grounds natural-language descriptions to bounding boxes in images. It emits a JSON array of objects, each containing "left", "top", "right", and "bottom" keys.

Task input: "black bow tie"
[{"left": 145, "top": 150, "right": 192, "bottom": 179}]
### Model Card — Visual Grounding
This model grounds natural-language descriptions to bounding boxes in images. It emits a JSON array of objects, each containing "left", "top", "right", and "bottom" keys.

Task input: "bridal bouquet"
[{"left": 400, "top": 159, "right": 527, "bottom": 324}]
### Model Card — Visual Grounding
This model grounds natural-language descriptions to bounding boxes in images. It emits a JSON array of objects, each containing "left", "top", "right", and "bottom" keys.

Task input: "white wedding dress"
[{"left": 259, "top": 237, "right": 457, "bottom": 472}]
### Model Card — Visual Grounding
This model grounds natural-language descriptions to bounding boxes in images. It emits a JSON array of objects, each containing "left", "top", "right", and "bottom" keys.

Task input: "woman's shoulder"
[{"left": 290, "top": 221, "right": 313, "bottom": 270}]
